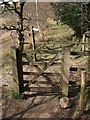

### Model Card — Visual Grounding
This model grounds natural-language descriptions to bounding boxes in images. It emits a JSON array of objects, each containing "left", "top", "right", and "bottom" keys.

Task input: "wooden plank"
[
  {"left": 70, "top": 67, "right": 85, "bottom": 71},
  {"left": 23, "top": 50, "right": 89, "bottom": 56},
  {"left": 23, "top": 80, "right": 59, "bottom": 85},
  {"left": 22, "top": 61, "right": 61, "bottom": 66},
  {"left": 36, "top": 41, "right": 75, "bottom": 47},
  {"left": 23, "top": 72, "right": 61, "bottom": 76},
  {"left": 70, "top": 51, "right": 89, "bottom": 56},
  {"left": 61, "top": 47, "right": 71, "bottom": 96},
  {"left": 24, "top": 86, "right": 60, "bottom": 93},
  {"left": 23, "top": 49, "right": 63, "bottom": 54}
]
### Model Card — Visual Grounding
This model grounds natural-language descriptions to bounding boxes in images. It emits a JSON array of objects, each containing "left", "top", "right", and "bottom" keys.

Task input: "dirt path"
[
  {"left": 0, "top": 88, "right": 80, "bottom": 119},
  {"left": 2, "top": 91, "right": 90, "bottom": 119},
  {"left": 2, "top": 70, "right": 90, "bottom": 119}
]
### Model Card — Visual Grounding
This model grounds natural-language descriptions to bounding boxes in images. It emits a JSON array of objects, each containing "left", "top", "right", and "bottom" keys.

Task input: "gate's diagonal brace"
[
  {"left": 33, "top": 65, "right": 41, "bottom": 73},
  {"left": 42, "top": 74, "right": 58, "bottom": 89},
  {"left": 23, "top": 52, "right": 33, "bottom": 63},
  {"left": 29, "top": 53, "right": 60, "bottom": 84}
]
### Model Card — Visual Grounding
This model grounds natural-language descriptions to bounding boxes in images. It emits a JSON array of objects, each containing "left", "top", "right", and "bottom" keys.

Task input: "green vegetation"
[
  {"left": 3, "top": 87, "right": 23, "bottom": 100},
  {"left": 57, "top": 94, "right": 65, "bottom": 101},
  {"left": 51, "top": 2, "right": 90, "bottom": 37},
  {"left": 9, "top": 90, "right": 24, "bottom": 99}
]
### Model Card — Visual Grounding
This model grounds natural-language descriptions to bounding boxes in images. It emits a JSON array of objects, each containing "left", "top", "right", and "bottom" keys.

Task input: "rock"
[{"left": 59, "top": 97, "right": 72, "bottom": 109}]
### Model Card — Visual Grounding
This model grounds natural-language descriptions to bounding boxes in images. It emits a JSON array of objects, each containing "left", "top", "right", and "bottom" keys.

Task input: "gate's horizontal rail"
[
  {"left": 23, "top": 72, "right": 61, "bottom": 76},
  {"left": 22, "top": 67, "right": 85, "bottom": 76},
  {"left": 23, "top": 80, "right": 60, "bottom": 85},
  {"left": 23, "top": 80, "right": 78, "bottom": 86},
  {"left": 70, "top": 51, "right": 90, "bottom": 56},
  {"left": 22, "top": 61, "right": 61, "bottom": 66},
  {"left": 70, "top": 67, "right": 85, "bottom": 71},
  {"left": 23, "top": 50, "right": 63, "bottom": 54},
  {"left": 24, "top": 86, "right": 61, "bottom": 93},
  {"left": 23, "top": 50, "right": 90, "bottom": 55}
]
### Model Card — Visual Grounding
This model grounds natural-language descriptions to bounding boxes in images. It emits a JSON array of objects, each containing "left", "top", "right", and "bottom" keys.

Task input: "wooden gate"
[{"left": 11, "top": 46, "right": 72, "bottom": 96}]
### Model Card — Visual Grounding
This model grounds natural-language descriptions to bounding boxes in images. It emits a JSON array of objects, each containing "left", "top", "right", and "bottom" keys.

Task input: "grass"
[
  {"left": 9, "top": 90, "right": 24, "bottom": 99},
  {"left": 29, "top": 19, "right": 87, "bottom": 63},
  {"left": 57, "top": 94, "right": 65, "bottom": 101},
  {"left": 3, "top": 86, "right": 24, "bottom": 100},
  {"left": 2, "top": 18, "right": 73, "bottom": 64}
]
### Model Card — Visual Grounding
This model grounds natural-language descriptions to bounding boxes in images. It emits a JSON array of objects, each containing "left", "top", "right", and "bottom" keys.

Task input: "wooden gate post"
[
  {"left": 61, "top": 47, "right": 71, "bottom": 96},
  {"left": 87, "top": 32, "right": 90, "bottom": 74},
  {"left": 11, "top": 46, "right": 24, "bottom": 94},
  {"left": 32, "top": 26, "right": 37, "bottom": 62},
  {"left": 82, "top": 33, "right": 86, "bottom": 52},
  {"left": 79, "top": 70, "right": 86, "bottom": 114},
  {"left": 16, "top": 48, "right": 24, "bottom": 94}
]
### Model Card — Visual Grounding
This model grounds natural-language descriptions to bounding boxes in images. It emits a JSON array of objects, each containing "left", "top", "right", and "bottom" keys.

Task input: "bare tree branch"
[
  {"left": 0, "top": 1, "right": 27, "bottom": 51},
  {"left": 13, "top": 2, "right": 20, "bottom": 15},
  {"left": 1, "top": 7, "right": 15, "bottom": 14},
  {"left": 23, "top": 17, "right": 31, "bottom": 21},
  {"left": 1, "top": 24, "right": 20, "bottom": 31},
  {"left": 23, "top": 26, "right": 30, "bottom": 31}
]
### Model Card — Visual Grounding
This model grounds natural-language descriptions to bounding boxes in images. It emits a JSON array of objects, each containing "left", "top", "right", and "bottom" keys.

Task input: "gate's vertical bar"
[
  {"left": 88, "top": 51, "right": 90, "bottom": 80},
  {"left": 16, "top": 48, "right": 24, "bottom": 94},
  {"left": 79, "top": 70, "right": 86, "bottom": 114},
  {"left": 61, "top": 47, "right": 71, "bottom": 96},
  {"left": 82, "top": 33, "right": 86, "bottom": 52},
  {"left": 32, "top": 26, "right": 37, "bottom": 62},
  {"left": 88, "top": 32, "right": 90, "bottom": 75},
  {"left": 87, "top": 32, "right": 90, "bottom": 111}
]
